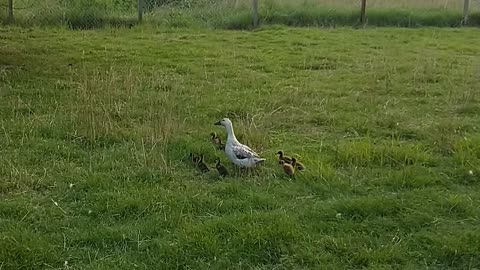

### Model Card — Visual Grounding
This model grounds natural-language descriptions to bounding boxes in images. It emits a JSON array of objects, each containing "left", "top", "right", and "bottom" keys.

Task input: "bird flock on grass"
[{"left": 189, "top": 118, "right": 306, "bottom": 178}]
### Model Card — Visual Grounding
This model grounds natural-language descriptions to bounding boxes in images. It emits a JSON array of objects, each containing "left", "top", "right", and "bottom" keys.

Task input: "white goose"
[{"left": 214, "top": 118, "right": 266, "bottom": 168}]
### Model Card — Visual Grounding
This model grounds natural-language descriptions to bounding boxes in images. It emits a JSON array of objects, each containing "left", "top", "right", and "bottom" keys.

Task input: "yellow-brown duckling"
[
  {"left": 279, "top": 158, "right": 295, "bottom": 177},
  {"left": 211, "top": 132, "right": 221, "bottom": 144},
  {"left": 276, "top": 150, "right": 293, "bottom": 163},
  {"left": 215, "top": 157, "right": 229, "bottom": 177},
  {"left": 197, "top": 154, "right": 210, "bottom": 173},
  {"left": 210, "top": 132, "right": 225, "bottom": 151},
  {"left": 293, "top": 160, "right": 305, "bottom": 171},
  {"left": 277, "top": 150, "right": 306, "bottom": 171}
]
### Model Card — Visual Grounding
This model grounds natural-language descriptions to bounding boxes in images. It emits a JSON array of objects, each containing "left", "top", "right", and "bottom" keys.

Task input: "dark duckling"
[
  {"left": 189, "top": 153, "right": 200, "bottom": 164},
  {"left": 197, "top": 154, "right": 210, "bottom": 173},
  {"left": 215, "top": 157, "right": 229, "bottom": 177}
]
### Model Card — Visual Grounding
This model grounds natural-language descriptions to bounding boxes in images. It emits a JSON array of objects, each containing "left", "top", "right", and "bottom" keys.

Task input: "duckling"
[
  {"left": 197, "top": 154, "right": 210, "bottom": 173},
  {"left": 279, "top": 158, "right": 295, "bottom": 177},
  {"left": 211, "top": 132, "right": 221, "bottom": 144},
  {"left": 277, "top": 151, "right": 306, "bottom": 171},
  {"left": 215, "top": 157, "right": 229, "bottom": 177},
  {"left": 293, "top": 160, "right": 306, "bottom": 171},
  {"left": 210, "top": 132, "right": 225, "bottom": 151},
  {"left": 189, "top": 153, "right": 200, "bottom": 164},
  {"left": 276, "top": 150, "right": 293, "bottom": 164}
]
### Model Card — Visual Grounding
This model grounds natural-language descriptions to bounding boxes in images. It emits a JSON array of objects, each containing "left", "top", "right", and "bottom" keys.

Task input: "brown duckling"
[
  {"left": 197, "top": 154, "right": 210, "bottom": 173},
  {"left": 276, "top": 150, "right": 293, "bottom": 164},
  {"left": 215, "top": 157, "right": 228, "bottom": 177},
  {"left": 279, "top": 159, "right": 295, "bottom": 177},
  {"left": 211, "top": 132, "right": 221, "bottom": 144},
  {"left": 282, "top": 157, "right": 298, "bottom": 177},
  {"left": 210, "top": 132, "right": 225, "bottom": 151}
]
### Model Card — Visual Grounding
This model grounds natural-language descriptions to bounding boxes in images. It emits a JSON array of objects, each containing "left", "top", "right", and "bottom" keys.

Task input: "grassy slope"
[{"left": 1, "top": 25, "right": 480, "bottom": 269}]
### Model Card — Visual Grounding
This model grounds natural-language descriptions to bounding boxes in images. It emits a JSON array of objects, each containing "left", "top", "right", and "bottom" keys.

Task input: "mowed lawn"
[{"left": 1, "top": 25, "right": 480, "bottom": 269}]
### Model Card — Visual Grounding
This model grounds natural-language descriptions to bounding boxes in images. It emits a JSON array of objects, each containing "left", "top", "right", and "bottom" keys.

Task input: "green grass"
[{"left": 1, "top": 25, "right": 480, "bottom": 269}]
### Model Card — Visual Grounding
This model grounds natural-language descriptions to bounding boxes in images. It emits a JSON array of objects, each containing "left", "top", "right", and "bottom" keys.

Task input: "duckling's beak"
[{"left": 214, "top": 121, "right": 221, "bottom": 126}]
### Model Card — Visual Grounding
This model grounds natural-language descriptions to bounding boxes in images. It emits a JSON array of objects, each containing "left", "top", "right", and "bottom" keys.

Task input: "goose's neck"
[{"left": 225, "top": 123, "right": 237, "bottom": 143}]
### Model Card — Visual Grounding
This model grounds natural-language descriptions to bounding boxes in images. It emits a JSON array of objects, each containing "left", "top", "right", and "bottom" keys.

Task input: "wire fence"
[
  {"left": 1, "top": 0, "right": 480, "bottom": 29},
  {"left": 0, "top": 0, "right": 138, "bottom": 28}
]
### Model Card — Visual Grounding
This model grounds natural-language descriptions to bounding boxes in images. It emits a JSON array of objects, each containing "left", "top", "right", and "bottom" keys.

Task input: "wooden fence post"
[
  {"left": 252, "top": 0, "right": 258, "bottom": 28},
  {"left": 463, "top": 0, "right": 470, "bottom": 25},
  {"left": 138, "top": 0, "right": 143, "bottom": 22},
  {"left": 7, "top": 0, "right": 14, "bottom": 24},
  {"left": 360, "top": 0, "right": 367, "bottom": 25}
]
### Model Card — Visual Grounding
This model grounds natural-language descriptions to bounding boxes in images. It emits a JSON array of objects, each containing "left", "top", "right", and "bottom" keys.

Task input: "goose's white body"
[{"left": 215, "top": 118, "right": 265, "bottom": 168}]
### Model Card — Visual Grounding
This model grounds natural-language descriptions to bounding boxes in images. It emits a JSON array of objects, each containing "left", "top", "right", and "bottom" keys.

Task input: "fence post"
[
  {"left": 7, "top": 0, "right": 14, "bottom": 24},
  {"left": 360, "top": 0, "right": 367, "bottom": 25},
  {"left": 463, "top": 0, "right": 469, "bottom": 25},
  {"left": 138, "top": 0, "right": 143, "bottom": 22},
  {"left": 252, "top": 0, "right": 258, "bottom": 28}
]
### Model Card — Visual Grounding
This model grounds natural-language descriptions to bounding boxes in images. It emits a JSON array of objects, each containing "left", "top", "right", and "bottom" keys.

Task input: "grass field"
[{"left": 1, "top": 25, "right": 480, "bottom": 269}]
